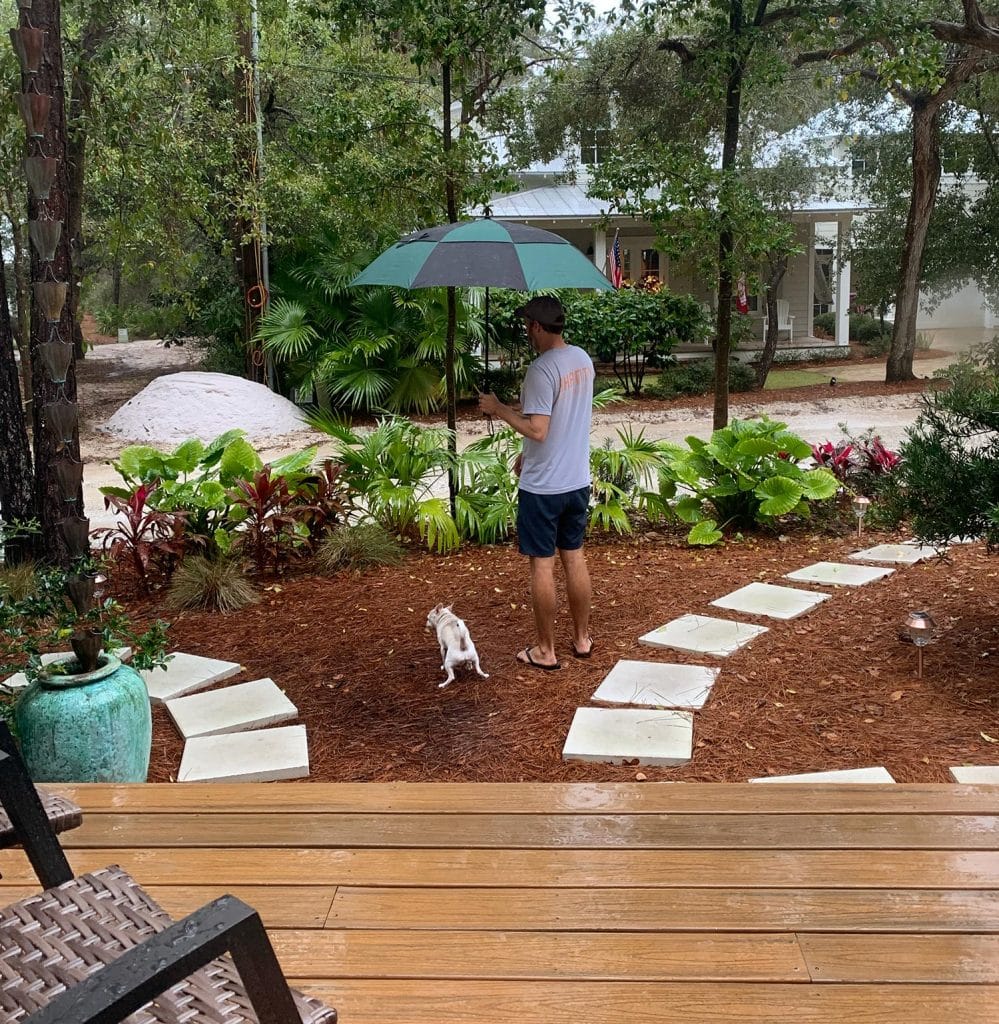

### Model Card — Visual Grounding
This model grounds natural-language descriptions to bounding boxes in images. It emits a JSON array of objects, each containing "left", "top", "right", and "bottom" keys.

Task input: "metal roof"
[{"left": 482, "top": 185, "right": 869, "bottom": 222}]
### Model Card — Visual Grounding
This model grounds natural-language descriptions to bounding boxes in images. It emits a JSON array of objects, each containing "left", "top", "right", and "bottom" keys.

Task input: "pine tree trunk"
[
  {"left": 887, "top": 101, "right": 942, "bottom": 383},
  {"left": 25, "top": 0, "right": 82, "bottom": 564},
  {"left": 0, "top": 243, "right": 34, "bottom": 565},
  {"left": 66, "top": 23, "right": 105, "bottom": 361}
]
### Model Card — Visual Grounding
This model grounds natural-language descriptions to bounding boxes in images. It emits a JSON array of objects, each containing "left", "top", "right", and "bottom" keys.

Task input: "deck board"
[
  {"left": 2, "top": 781, "right": 997, "bottom": 1022},
  {"left": 271, "top": 929, "right": 809, "bottom": 981},
  {"left": 67, "top": 811, "right": 999, "bottom": 849},
  {"left": 3, "top": 846, "right": 998, "bottom": 888},
  {"left": 54, "top": 782, "right": 999, "bottom": 814},
  {"left": 289, "top": 980, "right": 999, "bottom": 1023}
]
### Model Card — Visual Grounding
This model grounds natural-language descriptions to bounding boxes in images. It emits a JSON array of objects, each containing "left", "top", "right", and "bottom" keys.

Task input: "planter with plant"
[{"left": 1, "top": 565, "right": 169, "bottom": 783}]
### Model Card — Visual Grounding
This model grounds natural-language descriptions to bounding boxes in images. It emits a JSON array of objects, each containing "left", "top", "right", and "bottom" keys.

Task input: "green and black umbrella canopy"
[
  {"left": 351, "top": 218, "right": 612, "bottom": 406},
  {"left": 350, "top": 218, "right": 613, "bottom": 291}
]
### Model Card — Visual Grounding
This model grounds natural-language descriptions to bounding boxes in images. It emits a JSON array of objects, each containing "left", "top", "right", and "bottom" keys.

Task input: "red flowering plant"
[
  {"left": 811, "top": 441, "right": 855, "bottom": 483},
  {"left": 93, "top": 481, "right": 188, "bottom": 591}
]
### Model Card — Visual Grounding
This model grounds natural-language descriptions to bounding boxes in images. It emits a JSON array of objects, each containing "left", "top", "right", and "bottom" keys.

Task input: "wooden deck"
[{"left": 2, "top": 782, "right": 999, "bottom": 1023}]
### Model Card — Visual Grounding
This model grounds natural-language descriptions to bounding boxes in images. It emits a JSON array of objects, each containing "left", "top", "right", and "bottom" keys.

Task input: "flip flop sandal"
[
  {"left": 572, "top": 639, "right": 595, "bottom": 659},
  {"left": 517, "top": 647, "right": 561, "bottom": 671}
]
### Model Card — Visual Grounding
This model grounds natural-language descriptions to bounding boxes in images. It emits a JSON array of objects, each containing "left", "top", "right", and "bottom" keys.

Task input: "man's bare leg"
[
  {"left": 518, "top": 554, "right": 559, "bottom": 666},
  {"left": 559, "top": 545, "right": 592, "bottom": 654}
]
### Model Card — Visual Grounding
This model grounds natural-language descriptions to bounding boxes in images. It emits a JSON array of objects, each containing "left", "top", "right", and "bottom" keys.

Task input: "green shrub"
[
  {"left": 645, "top": 359, "right": 756, "bottom": 399},
  {"left": 660, "top": 418, "right": 839, "bottom": 545},
  {"left": 316, "top": 523, "right": 405, "bottom": 572},
  {"left": 813, "top": 311, "right": 892, "bottom": 348},
  {"left": 772, "top": 347, "right": 847, "bottom": 365},
  {"left": 166, "top": 555, "right": 259, "bottom": 613},
  {"left": 488, "top": 286, "right": 711, "bottom": 396},
  {"left": 888, "top": 339, "right": 999, "bottom": 547}
]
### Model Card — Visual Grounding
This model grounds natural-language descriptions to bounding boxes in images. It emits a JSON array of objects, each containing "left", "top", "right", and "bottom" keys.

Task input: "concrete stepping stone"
[
  {"left": 849, "top": 543, "right": 940, "bottom": 565},
  {"left": 711, "top": 582, "right": 830, "bottom": 621},
  {"left": 591, "top": 661, "right": 720, "bottom": 710},
  {"left": 141, "top": 651, "right": 242, "bottom": 705},
  {"left": 2, "top": 647, "right": 132, "bottom": 691},
  {"left": 948, "top": 766, "right": 999, "bottom": 783},
  {"left": 562, "top": 707, "right": 693, "bottom": 766},
  {"left": 750, "top": 767, "right": 895, "bottom": 783},
  {"left": 785, "top": 561, "right": 895, "bottom": 587},
  {"left": 639, "top": 614, "right": 768, "bottom": 657},
  {"left": 165, "top": 677, "right": 297, "bottom": 739},
  {"left": 178, "top": 724, "right": 309, "bottom": 783}
]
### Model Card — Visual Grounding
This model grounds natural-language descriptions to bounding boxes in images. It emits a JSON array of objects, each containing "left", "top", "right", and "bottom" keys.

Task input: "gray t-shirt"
[{"left": 518, "top": 343, "right": 594, "bottom": 495}]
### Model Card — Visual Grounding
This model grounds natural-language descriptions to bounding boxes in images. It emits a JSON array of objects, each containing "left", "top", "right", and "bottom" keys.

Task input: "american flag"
[{"left": 608, "top": 229, "right": 623, "bottom": 288}]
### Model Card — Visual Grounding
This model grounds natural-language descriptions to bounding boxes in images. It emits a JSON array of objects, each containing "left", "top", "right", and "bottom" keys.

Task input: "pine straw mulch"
[{"left": 125, "top": 525, "right": 999, "bottom": 785}]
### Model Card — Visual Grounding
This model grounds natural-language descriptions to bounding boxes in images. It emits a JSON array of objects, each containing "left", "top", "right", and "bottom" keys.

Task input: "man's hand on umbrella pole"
[{"left": 478, "top": 391, "right": 501, "bottom": 417}]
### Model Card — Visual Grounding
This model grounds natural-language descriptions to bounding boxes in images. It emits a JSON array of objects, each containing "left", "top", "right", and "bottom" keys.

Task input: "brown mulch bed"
[{"left": 127, "top": 528, "right": 999, "bottom": 785}]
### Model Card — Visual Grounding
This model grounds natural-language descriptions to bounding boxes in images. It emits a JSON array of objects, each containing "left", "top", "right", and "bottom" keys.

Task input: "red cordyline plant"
[
  {"left": 226, "top": 467, "right": 310, "bottom": 573},
  {"left": 811, "top": 441, "right": 854, "bottom": 483},
  {"left": 94, "top": 481, "right": 187, "bottom": 590},
  {"left": 861, "top": 437, "right": 901, "bottom": 475}
]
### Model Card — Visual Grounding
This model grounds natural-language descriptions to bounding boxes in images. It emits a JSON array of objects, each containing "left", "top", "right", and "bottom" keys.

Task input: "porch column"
[
  {"left": 835, "top": 216, "right": 852, "bottom": 348},
  {"left": 592, "top": 226, "right": 606, "bottom": 272}
]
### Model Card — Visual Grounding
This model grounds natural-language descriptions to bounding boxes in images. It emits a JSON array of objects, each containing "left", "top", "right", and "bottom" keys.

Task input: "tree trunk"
[
  {"left": 0, "top": 242, "right": 34, "bottom": 565},
  {"left": 25, "top": 0, "right": 82, "bottom": 564},
  {"left": 756, "top": 256, "right": 788, "bottom": 389},
  {"left": 713, "top": 2, "right": 745, "bottom": 430},
  {"left": 6, "top": 209, "right": 33, "bottom": 405},
  {"left": 442, "top": 59, "right": 458, "bottom": 516},
  {"left": 887, "top": 101, "right": 942, "bottom": 383},
  {"left": 65, "top": 20, "right": 108, "bottom": 361}
]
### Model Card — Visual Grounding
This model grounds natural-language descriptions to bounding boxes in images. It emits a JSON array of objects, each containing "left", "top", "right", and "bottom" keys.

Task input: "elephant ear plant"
[{"left": 662, "top": 418, "right": 839, "bottom": 545}]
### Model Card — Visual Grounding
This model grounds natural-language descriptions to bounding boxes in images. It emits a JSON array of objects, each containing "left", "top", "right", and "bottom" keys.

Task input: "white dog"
[{"left": 425, "top": 604, "right": 489, "bottom": 689}]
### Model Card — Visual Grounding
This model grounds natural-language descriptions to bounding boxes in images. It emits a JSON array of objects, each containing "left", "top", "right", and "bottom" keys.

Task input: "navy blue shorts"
[{"left": 517, "top": 486, "right": 591, "bottom": 557}]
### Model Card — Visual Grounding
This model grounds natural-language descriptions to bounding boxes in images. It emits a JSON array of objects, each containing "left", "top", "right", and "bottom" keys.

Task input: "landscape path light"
[
  {"left": 852, "top": 495, "right": 872, "bottom": 539},
  {"left": 903, "top": 610, "right": 937, "bottom": 679}
]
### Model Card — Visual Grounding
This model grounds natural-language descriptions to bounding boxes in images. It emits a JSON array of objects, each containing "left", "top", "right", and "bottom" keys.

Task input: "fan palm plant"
[
  {"left": 306, "top": 414, "right": 460, "bottom": 553},
  {"left": 256, "top": 233, "right": 483, "bottom": 414}
]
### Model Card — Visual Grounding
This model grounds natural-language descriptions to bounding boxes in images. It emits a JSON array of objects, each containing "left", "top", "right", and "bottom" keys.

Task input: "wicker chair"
[{"left": 0, "top": 745, "right": 337, "bottom": 1024}]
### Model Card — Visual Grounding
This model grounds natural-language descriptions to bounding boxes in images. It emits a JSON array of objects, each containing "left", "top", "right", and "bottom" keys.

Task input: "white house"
[{"left": 485, "top": 98, "right": 995, "bottom": 350}]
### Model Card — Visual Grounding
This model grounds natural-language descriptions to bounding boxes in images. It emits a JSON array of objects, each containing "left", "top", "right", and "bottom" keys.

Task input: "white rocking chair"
[{"left": 762, "top": 298, "right": 795, "bottom": 342}]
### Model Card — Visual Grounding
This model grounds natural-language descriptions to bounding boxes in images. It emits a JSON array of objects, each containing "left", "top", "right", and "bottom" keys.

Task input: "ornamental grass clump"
[
  {"left": 166, "top": 556, "right": 259, "bottom": 613},
  {"left": 316, "top": 523, "right": 405, "bottom": 573}
]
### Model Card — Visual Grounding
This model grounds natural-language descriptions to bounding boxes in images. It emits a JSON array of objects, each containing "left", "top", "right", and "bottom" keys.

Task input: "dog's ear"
[{"left": 445, "top": 603, "right": 453, "bottom": 611}]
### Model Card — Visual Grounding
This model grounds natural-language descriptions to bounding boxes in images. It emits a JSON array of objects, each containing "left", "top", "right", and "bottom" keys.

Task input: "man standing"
[{"left": 478, "top": 296, "right": 594, "bottom": 670}]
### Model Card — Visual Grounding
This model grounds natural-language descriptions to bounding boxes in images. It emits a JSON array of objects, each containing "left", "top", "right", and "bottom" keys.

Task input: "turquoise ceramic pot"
[{"left": 15, "top": 654, "right": 151, "bottom": 783}]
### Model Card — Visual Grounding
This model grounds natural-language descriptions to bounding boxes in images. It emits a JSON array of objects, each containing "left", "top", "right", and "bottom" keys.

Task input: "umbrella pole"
[{"left": 484, "top": 286, "right": 493, "bottom": 435}]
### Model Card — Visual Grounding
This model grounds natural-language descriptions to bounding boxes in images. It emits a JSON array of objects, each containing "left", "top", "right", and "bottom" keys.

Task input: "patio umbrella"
[{"left": 350, "top": 217, "right": 613, "bottom": 392}]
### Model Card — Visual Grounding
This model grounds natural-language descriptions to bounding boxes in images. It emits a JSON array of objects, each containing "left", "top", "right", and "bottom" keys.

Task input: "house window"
[
  {"left": 814, "top": 302, "right": 832, "bottom": 316},
  {"left": 731, "top": 293, "right": 760, "bottom": 313},
  {"left": 851, "top": 156, "right": 867, "bottom": 176},
  {"left": 580, "top": 127, "right": 611, "bottom": 166},
  {"left": 640, "top": 248, "right": 660, "bottom": 282}
]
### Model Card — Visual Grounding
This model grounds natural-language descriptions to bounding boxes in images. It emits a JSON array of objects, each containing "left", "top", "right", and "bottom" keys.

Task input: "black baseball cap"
[{"left": 514, "top": 296, "right": 565, "bottom": 332}]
